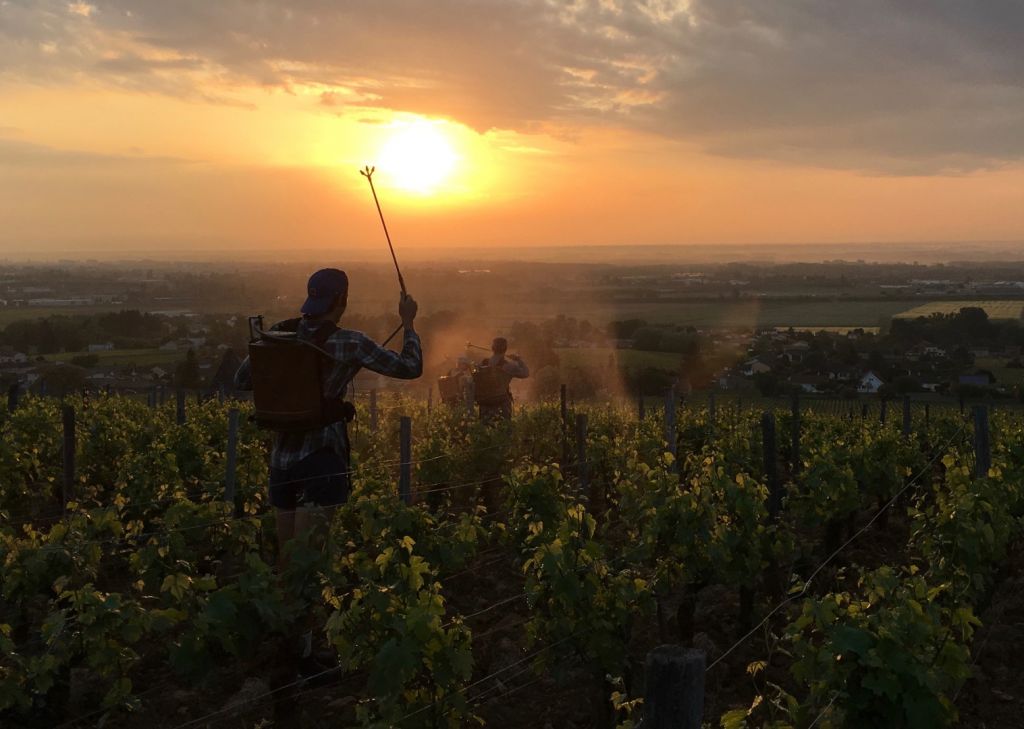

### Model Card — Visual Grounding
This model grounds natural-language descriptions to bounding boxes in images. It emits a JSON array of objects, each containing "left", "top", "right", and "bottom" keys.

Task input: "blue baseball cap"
[{"left": 301, "top": 268, "right": 349, "bottom": 316}]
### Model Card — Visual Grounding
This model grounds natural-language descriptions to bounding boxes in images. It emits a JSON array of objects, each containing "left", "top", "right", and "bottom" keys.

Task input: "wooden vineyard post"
[
  {"left": 7, "top": 383, "right": 18, "bottom": 413},
  {"left": 861, "top": 403, "right": 868, "bottom": 420},
  {"left": 790, "top": 393, "right": 801, "bottom": 475},
  {"left": 762, "top": 412, "right": 782, "bottom": 518},
  {"left": 560, "top": 384, "right": 569, "bottom": 466},
  {"left": 925, "top": 403, "right": 930, "bottom": 426},
  {"left": 62, "top": 405, "right": 75, "bottom": 511},
  {"left": 399, "top": 416, "right": 412, "bottom": 504},
  {"left": 879, "top": 399, "right": 887, "bottom": 425},
  {"left": 370, "top": 389, "right": 378, "bottom": 432},
  {"left": 176, "top": 389, "right": 186, "bottom": 425},
  {"left": 643, "top": 646, "right": 705, "bottom": 729},
  {"left": 427, "top": 386, "right": 433, "bottom": 417},
  {"left": 576, "top": 413, "right": 589, "bottom": 496},
  {"left": 638, "top": 393, "right": 646, "bottom": 421},
  {"left": 664, "top": 387, "right": 677, "bottom": 472},
  {"left": 973, "top": 405, "right": 991, "bottom": 479},
  {"left": 902, "top": 396, "right": 912, "bottom": 438},
  {"left": 960, "top": 394, "right": 965, "bottom": 415},
  {"left": 225, "top": 408, "right": 241, "bottom": 518},
  {"left": 708, "top": 393, "right": 716, "bottom": 434},
  {"left": 159, "top": 385, "right": 166, "bottom": 406}
]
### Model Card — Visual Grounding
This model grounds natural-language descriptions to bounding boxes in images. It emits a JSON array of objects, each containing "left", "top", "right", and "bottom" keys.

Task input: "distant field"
[
  {"left": 774, "top": 326, "right": 881, "bottom": 334},
  {"left": 483, "top": 299, "right": 919, "bottom": 329},
  {"left": 975, "top": 357, "right": 1024, "bottom": 387},
  {"left": 0, "top": 306, "right": 123, "bottom": 328},
  {"left": 556, "top": 347, "right": 683, "bottom": 372},
  {"left": 49, "top": 348, "right": 182, "bottom": 368},
  {"left": 894, "top": 301, "right": 1024, "bottom": 320}
]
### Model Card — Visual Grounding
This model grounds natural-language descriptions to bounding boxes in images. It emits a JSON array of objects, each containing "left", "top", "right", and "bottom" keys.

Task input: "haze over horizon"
[{"left": 3, "top": 1, "right": 1024, "bottom": 257}]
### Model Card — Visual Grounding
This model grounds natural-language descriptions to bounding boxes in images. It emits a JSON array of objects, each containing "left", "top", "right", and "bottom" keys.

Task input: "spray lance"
[{"left": 360, "top": 165, "right": 407, "bottom": 346}]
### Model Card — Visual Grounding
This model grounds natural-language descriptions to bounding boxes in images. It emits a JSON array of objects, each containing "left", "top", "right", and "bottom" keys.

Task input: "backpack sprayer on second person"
[{"left": 436, "top": 341, "right": 519, "bottom": 409}]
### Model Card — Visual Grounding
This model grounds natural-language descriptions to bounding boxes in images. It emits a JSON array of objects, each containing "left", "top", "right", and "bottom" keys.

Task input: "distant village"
[
  {"left": 716, "top": 324, "right": 1020, "bottom": 400},
  {"left": 2, "top": 261, "right": 1024, "bottom": 403}
]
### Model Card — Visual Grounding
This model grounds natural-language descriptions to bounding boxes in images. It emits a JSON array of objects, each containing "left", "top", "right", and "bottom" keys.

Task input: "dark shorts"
[{"left": 269, "top": 448, "right": 350, "bottom": 510}]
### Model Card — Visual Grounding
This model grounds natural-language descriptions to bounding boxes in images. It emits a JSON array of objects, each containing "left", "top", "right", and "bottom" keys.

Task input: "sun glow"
[{"left": 375, "top": 120, "right": 459, "bottom": 194}]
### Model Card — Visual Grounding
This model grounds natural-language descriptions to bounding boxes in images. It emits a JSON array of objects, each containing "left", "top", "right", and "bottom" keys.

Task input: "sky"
[{"left": 1, "top": 0, "right": 1023, "bottom": 258}]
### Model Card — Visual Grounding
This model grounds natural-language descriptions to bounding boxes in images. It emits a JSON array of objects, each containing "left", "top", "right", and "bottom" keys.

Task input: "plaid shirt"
[{"left": 236, "top": 320, "right": 422, "bottom": 471}]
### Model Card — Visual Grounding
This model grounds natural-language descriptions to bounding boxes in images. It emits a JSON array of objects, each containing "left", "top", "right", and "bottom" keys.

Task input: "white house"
[
  {"left": 857, "top": 371, "right": 885, "bottom": 394},
  {"left": 0, "top": 351, "right": 28, "bottom": 365},
  {"left": 87, "top": 342, "right": 115, "bottom": 352},
  {"left": 742, "top": 359, "right": 772, "bottom": 376}
]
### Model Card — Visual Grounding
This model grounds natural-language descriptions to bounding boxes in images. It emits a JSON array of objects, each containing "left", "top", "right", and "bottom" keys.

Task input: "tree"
[
  {"left": 753, "top": 371, "right": 781, "bottom": 397},
  {"left": 38, "top": 364, "right": 87, "bottom": 394},
  {"left": 607, "top": 319, "right": 647, "bottom": 339}
]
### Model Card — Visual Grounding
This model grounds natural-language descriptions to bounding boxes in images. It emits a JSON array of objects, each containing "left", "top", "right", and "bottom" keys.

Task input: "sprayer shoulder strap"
[
  {"left": 268, "top": 318, "right": 339, "bottom": 353},
  {"left": 273, "top": 318, "right": 302, "bottom": 333}
]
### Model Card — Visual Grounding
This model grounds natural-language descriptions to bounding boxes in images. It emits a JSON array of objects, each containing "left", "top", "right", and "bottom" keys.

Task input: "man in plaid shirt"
[{"left": 235, "top": 268, "right": 421, "bottom": 556}]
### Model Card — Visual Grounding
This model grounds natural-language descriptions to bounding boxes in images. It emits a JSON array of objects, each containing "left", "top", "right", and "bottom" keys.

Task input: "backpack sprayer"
[
  {"left": 464, "top": 341, "right": 515, "bottom": 406},
  {"left": 245, "top": 166, "right": 410, "bottom": 430}
]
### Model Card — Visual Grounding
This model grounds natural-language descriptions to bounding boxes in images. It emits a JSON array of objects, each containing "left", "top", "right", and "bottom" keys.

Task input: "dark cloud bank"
[{"left": 3, "top": 0, "right": 1023, "bottom": 173}]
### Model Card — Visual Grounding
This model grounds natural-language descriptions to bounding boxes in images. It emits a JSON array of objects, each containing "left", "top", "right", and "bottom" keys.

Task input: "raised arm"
[
  {"left": 503, "top": 354, "right": 529, "bottom": 378},
  {"left": 341, "top": 329, "right": 422, "bottom": 379}
]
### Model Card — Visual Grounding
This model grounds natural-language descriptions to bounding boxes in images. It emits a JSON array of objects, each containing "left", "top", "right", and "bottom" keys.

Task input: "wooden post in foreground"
[
  {"left": 399, "top": 416, "right": 412, "bottom": 504},
  {"left": 225, "top": 408, "right": 241, "bottom": 517},
  {"left": 7, "top": 384, "right": 18, "bottom": 413},
  {"left": 560, "top": 384, "right": 569, "bottom": 466},
  {"left": 644, "top": 646, "right": 705, "bottom": 729},
  {"left": 762, "top": 412, "right": 782, "bottom": 518},
  {"left": 973, "top": 405, "right": 991, "bottom": 479},
  {"left": 370, "top": 389, "right": 378, "bottom": 432},
  {"left": 62, "top": 405, "right": 75, "bottom": 510},
  {"left": 790, "top": 393, "right": 801, "bottom": 475},
  {"left": 664, "top": 386, "right": 677, "bottom": 471},
  {"left": 575, "top": 413, "right": 588, "bottom": 494},
  {"left": 176, "top": 388, "right": 186, "bottom": 425},
  {"left": 902, "top": 396, "right": 912, "bottom": 438}
]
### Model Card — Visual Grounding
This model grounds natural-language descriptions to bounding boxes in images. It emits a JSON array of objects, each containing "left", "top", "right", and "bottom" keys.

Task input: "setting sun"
[{"left": 375, "top": 121, "right": 459, "bottom": 194}]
